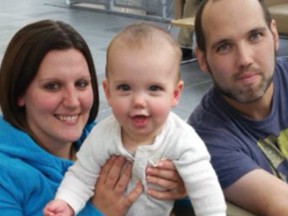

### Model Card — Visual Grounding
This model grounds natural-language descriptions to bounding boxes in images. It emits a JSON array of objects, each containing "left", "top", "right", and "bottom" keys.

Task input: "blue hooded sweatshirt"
[{"left": 0, "top": 116, "right": 103, "bottom": 216}]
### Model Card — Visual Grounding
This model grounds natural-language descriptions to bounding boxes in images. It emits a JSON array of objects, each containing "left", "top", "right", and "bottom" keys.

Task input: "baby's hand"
[{"left": 43, "top": 199, "right": 74, "bottom": 216}]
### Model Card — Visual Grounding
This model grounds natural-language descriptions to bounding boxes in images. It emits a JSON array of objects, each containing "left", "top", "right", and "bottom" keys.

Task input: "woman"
[{"left": 0, "top": 20, "right": 185, "bottom": 216}]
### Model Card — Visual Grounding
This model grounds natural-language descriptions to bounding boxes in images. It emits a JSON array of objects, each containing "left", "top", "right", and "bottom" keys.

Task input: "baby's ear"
[
  {"left": 195, "top": 47, "right": 209, "bottom": 72},
  {"left": 102, "top": 80, "right": 111, "bottom": 106},
  {"left": 172, "top": 80, "right": 184, "bottom": 107}
]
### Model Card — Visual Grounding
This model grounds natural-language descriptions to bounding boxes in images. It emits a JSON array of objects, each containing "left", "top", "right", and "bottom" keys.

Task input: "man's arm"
[{"left": 225, "top": 169, "right": 288, "bottom": 216}]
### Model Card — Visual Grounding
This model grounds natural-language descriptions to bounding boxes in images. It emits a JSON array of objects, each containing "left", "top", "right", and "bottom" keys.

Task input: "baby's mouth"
[{"left": 131, "top": 115, "right": 148, "bottom": 127}]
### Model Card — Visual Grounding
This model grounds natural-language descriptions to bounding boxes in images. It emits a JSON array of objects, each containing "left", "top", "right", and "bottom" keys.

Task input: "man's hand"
[{"left": 146, "top": 159, "right": 186, "bottom": 200}]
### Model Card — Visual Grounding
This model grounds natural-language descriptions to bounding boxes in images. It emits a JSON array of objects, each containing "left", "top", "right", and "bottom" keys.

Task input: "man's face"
[{"left": 196, "top": 0, "right": 279, "bottom": 104}]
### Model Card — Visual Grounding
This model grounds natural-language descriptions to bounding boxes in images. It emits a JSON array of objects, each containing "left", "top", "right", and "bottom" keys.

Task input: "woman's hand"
[
  {"left": 90, "top": 156, "right": 143, "bottom": 216},
  {"left": 146, "top": 160, "right": 187, "bottom": 200}
]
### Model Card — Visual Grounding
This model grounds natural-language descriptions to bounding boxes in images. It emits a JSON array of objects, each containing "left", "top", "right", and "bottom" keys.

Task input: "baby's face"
[{"left": 104, "top": 45, "right": 183, "bottom": 144}]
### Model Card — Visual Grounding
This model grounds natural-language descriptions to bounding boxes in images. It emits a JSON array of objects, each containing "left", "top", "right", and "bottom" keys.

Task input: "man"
[{"left": 188, "top": 0, "right": 288, "bottom": 215}]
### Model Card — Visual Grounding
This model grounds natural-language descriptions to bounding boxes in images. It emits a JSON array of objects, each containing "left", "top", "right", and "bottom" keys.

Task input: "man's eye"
[
  {"left": 250, "top": 32, "right": 263, "bottom": 42},
  {"left": 149, "top": 85, "right": 162, "bottom": 91},
  {"left": 44, "top": 82, "right": 60, "bottom": 91},
  {"left": 216, "top": 43, "right": 231, "bottom": 54},
  {"left": 117, "top": 84, "right": 130, "bottom": 91},
  {"left": 76, "top": 79, "right": 90, "bottom": 89}
]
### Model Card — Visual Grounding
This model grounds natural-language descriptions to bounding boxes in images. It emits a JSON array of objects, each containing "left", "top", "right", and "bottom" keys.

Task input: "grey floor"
[{"left": 0, "top": 0, "right": 287, "bottom": 122}]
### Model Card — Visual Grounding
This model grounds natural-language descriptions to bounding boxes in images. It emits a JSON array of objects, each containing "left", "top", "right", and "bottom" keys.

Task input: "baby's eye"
[
  {"left": 149, "top": 85, "right": 162, "bottom": 91},
  {"left": 76, "top": 79, "right": 90, "bottom": 89},
  {"left": 44, "top": 82, "right": 60, "bottom": 91},
  {"left": 117, "top": 84, "right": 130, "bottom": 91}
]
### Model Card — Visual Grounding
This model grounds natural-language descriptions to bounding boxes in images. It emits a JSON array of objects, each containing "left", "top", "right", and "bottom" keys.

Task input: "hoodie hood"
[{"left": 0, "top": 116, "right": 73, "bottom": 182}]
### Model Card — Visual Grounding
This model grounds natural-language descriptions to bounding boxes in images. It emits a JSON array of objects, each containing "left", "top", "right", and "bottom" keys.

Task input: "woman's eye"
[
  {"left": 76, "top": 79, "right": 90, "bottom": 89},
  {"left": 117, "top": 84, "right": 130, "bottom": 91},
  {"left": 44, "top": 82, "right": 60, "bottom": 91}
]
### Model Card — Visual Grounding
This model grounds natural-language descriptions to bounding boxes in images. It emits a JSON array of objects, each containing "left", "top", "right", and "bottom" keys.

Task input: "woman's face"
[{"left": 17, "top": 49, "right": 94, "bottom": 151}]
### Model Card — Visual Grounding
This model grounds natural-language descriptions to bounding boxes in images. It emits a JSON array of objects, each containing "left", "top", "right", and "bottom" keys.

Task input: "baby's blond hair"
[{"left": 106, "top": 23, "right": 182, "bottom": 80}]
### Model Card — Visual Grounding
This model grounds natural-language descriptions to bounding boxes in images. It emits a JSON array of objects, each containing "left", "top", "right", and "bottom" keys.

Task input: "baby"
[{"left": 44, "top": 23, "right": 226, "bottom": 216}]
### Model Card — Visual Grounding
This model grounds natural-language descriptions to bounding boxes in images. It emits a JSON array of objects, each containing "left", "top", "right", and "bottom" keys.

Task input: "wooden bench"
[
  {"left": 168, "top": 16, "right": 195, "bottom": 31},
  {"left": 168, "top": 16, "right": 196, "bottom": 64}
]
